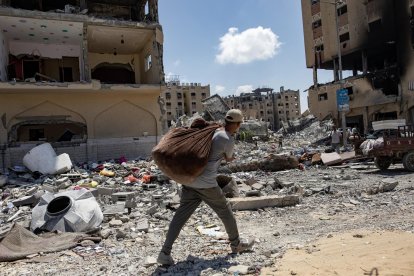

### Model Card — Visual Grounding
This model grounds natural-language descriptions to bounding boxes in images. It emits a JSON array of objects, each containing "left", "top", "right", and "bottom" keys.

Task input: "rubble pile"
[
  {"left": 283, "top": 117, "right": 333, "bottom": 148},
  {"left": 0, "top": 124, "right": 413, "bottom": 274}
]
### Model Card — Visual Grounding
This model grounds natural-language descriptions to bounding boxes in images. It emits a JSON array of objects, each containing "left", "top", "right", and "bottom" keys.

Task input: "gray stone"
[
  {"left": 98, "top": 187, "right": 115, "bottom": 196},
  {"left": 136, "top": 218, "right": 149, "bottom": 233},
  {"left": 109, "top": 219, "right": 123, "bottom": 227},
  {"left": 251, "top": 183, "right": 264, "bottom": 190},
  {"left": 228, "top": 265, "right": 249, "bottom": 275},
  {"left": 380, "top": 179, "right": 398, "bottom": 192},
  {"left": 100, "top": 229, "right": 112, "bottom": 239}
]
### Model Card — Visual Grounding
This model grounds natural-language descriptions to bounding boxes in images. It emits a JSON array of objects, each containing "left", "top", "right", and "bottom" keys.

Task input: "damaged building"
[
  {"left": 301, "top": 0, "right": 414, "bottom": 133},
  {"left": 0, "top": 0, "right": 165, "bottom": 168},
  {"left": 224, "top": 86, "right": 301, "bottom": 131},
  {"left": 161, "top": 76, "right": 210, "bottom": 127}
]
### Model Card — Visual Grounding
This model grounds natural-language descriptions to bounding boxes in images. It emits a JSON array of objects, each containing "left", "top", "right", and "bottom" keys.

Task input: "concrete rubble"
[{"left": 0, "top": 115, "right": 413, "bottom": 274}]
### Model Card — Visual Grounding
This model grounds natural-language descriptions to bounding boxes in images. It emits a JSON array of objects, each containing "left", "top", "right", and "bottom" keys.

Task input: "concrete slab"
[
  {"left": 339, "top": 151, "right": 356, "bottom": 161},
  {"left": 229, "top": 195, "right": 299, "bottom": 210},
  {"left": 321, "top": 152, "right": 342, "bottom": 166}
]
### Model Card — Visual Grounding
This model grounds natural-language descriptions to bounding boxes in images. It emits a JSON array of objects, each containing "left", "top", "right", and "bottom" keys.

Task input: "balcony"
[{"left": 0, "top": 15, "right": 162, "bottom": 87}]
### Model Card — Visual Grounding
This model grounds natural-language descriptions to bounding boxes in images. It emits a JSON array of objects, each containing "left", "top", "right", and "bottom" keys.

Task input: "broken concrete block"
[
  {"left": 111, "top": 192, "right": 137, "bottom": 208},
  {"left": 229, "top": 195, "right": 299, "bottom": 210},
  {"left": 238, "top": 183, "right": 252, "bottom": 193},
  {"left": 26, "top": 187, "right": 38, "bottom": 195},
  {"left": 102, "top": 203, "right": 127, "bottom": 216},
  {"left": 100, "top": 229, "right": 112, "bottom": 239},
  {"left": 136, "top": 218, "right": 149, "bottom": 233},
  {"left": 228, "top": 265, "right": 250, "bottom": 275},
  {"left": 12, "top": 191, "right": 44, "bottom": 207},
  {"left": 109, "top": 219, "right": 123, "bottom": 227},
  {"left": 42, "top": 184, "right": 59, "bottom": 193},
  {"left": 339, "top": 151, "right": 356, "bottom": 161},
  {"left": 23, "top": 143, "right": 72, "bottom": 175},
  {"left": 321, "top": 152, "right": 342, "bottom": 166},
  {"left": 146, "top": 205, "right": 158, "bottom": 216},
  {"left": 280, "top": 181, "right": 295, "bottom": 188},
  {"left": 97, "top": 187, "right": 115, "bottom": 196},
  {"left": 142, "top": 183, "right": 157, "bottom": 190},
  {"left": 379, "top": 179, "right": 398, "bottom": 192},
  {"left": 251, "top": 183, "right": 264, "bottom": 190}
]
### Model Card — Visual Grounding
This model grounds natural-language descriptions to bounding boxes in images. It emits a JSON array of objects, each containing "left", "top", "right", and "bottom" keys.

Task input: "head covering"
[{"left": 225, "top": 109, "right": 243, "bottom": 123}]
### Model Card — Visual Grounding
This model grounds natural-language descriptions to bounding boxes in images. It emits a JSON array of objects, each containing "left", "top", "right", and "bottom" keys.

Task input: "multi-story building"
[
  {"left": 301, "top": 0, "right": 414, "bottom": 133},
  {"left": 223, "top": 86, "right": 301, "bottom": 130},
  {"left": 0, "top": 0, "right": 165, "bottom": 168},
  {"left": 161, "top": 76, "right": 210, "bottom": 126}
]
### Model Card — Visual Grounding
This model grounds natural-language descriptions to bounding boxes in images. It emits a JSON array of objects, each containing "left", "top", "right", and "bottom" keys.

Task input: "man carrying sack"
[{"left": 157, "top": 109, "right": 255, "bottom": 266}]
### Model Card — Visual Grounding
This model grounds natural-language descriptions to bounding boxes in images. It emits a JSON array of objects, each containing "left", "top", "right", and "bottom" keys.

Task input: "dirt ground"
[{"left": 261, "top": 231, "right": 414, "bottom": 275}]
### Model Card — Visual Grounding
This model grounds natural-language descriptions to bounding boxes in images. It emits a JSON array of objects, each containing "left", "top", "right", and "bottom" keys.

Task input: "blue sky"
[{"left": 158, "top": 0, "right": 334, "bottom": 112}]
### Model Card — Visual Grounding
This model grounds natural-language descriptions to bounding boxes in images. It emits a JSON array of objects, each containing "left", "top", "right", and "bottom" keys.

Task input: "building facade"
[
  {"left": 301, "top": 0, "right": 414, "bottom": 133},
  {"left": 0, "top": 0, "right": 165, "bottom": 168},
  {"left": 223, "top": 87, "right": 301, "bottom": 130},
  {"left": 161, "top": 77, "right": 210, "bottom": 126}
]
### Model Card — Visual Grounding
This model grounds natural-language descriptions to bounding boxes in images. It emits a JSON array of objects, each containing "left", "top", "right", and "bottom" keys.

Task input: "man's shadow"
[{"left": 151, "top": 253, "right": 240, "bottom": 276}]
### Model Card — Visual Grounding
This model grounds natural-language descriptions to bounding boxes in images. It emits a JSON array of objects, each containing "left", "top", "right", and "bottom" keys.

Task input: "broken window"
[
  {"left": 177, "top": 92, "right": 182, "bottom": 99},
  {"left": 369, "top": 19, "right": 382, "bottom": 32},
  {"left": 346, "top": 86, "right": 354, "bottom": 100},
  {"left": 337, "top": 5, "right": 347, "bottom": 16},
  {"left": 340, "top": 32, "right": 350, "bottom": 43},
  {"left": 312, "top": 20, "right": 322, "bottom": 29},
  {"left": 166, "top": 102, "right": 171, "bottom": 108},
  {"left": 165, "top": 92, "right": 171, "bottom": 100},
  {"left": 311, "top": 0, "right": 319, "bottom": 4},
  {"left": 371, "top": 69, "right": 399, "bottom": 96},
  {"left": 145, "top": 55, "right": 152, "bottom": 72},
  {"left": 315, "top": 44, "right": 324, "bottom": 52},
  {"left": 318, "top": 93, "right": 328, "bottom": 101},
  {"left": 374, "top": 111, "right": 397, "bottom": 121},
  {"left": 201, "top": 92, "right": 207, "bottom": 99}
]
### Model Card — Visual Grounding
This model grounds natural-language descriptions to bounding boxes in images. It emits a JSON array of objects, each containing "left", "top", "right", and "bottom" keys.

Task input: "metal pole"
[{"left": 334, "top": 0, "right": 347, "bottom": 147}]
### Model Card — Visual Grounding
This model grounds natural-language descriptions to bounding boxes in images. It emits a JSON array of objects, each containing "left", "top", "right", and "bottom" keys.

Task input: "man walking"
[
  {"left": 330, "top": 126, "right": 341, "bottom": 153},
  {"left": 157, "top": 109, "right": 254, "bottom": 265}
]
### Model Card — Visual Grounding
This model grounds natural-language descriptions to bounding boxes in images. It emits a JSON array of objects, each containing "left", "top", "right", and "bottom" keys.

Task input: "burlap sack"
[{"left": 152, "top": 119, "right": 220, "bottom": 185}]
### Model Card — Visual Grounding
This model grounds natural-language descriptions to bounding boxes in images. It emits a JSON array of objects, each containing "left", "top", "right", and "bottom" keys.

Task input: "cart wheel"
[
  {"left": 374, "top": 156, "right": 391, "bottom": 170},
  {"left": 402, "top": 151, "right": 414, "bottom": 171}
]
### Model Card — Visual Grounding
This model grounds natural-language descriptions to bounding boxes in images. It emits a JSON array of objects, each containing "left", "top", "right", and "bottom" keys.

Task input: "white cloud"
[
  {"left": 216, "top": 26, "right": 281, "bottom": 65},
  {"left": 214, "top": 85, "right": 226, "bottom": 94},
  {"left": 236, "top": 85, "right": 254, "bottom": 95},
  {"left": 173, "top": 59, "right": 181, "bottom": 66}
]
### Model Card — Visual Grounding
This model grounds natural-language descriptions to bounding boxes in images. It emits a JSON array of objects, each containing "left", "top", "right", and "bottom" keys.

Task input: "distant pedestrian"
[
  {"left": 278, "top": 135, "right": 283, "bottom": 148},
  {"left": 330, "top": 126, "right": 341, "bottom": 153}
]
